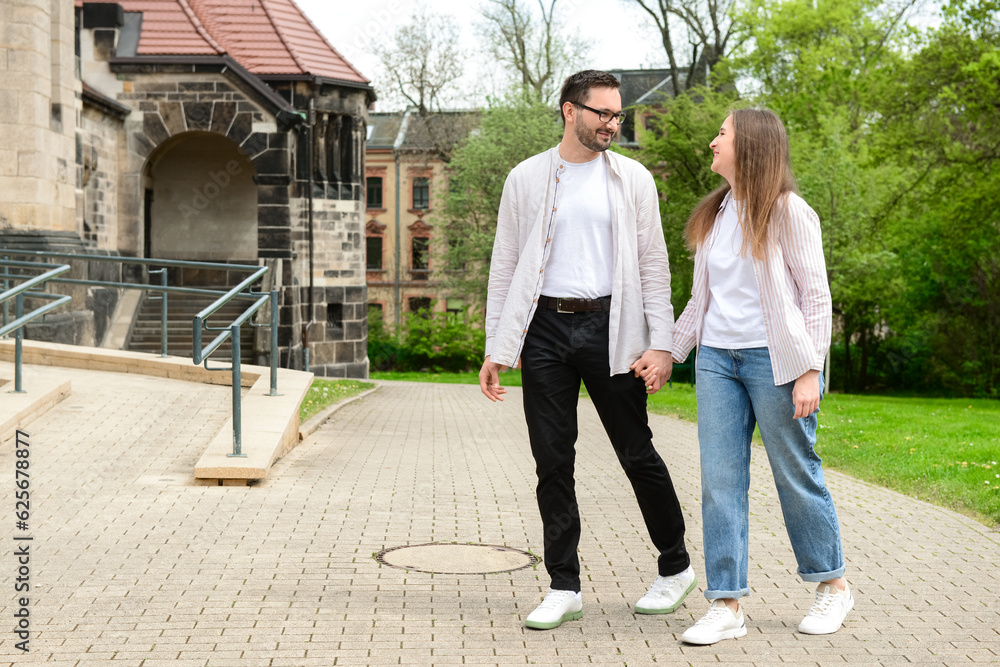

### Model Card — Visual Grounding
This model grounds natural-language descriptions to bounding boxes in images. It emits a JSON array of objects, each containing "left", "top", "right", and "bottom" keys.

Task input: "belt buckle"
[{"left": 556, "top": 298, "right": 573, "bottom": 314}]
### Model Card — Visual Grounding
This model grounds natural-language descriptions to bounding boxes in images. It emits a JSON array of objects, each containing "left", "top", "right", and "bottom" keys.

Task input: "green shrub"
[
  {"left": 367, "top": 304, "right": 485, "bottom": 373},
  {"left": 367, "top": 305, "right": 403, "bottom": 372}
]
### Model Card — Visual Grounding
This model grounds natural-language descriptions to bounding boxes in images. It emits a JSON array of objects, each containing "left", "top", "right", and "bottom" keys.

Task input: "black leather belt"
[{"left": 538, "top": 295, "right": 611, "bottom": 313}]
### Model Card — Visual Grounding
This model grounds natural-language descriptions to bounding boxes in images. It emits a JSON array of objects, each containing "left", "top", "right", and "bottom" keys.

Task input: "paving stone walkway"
[{"left": 1, "top": 366, "right": 998, "bottom": 666}]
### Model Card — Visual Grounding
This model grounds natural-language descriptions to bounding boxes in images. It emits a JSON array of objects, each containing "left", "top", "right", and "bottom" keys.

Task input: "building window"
[
  {"left": 366, "top": 176, "right": 383, "bottom": 209},
  {"left": 366, "top": 236, "right": 383, "bottom": 270},
  {"left": 408, "top": 297, "right": 432, "bottom": 314},
  {"left": 446, "top": 298, "right": 464, "bottom": 321},
  {"left": 412, "top": 177, "right": 429, "bottom": 210},
  {"left": 412, "top": 237, "right": 429, "bottom": 279}
]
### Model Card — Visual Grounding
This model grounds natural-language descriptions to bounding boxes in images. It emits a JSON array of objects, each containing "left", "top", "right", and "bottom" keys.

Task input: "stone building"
[
  {"left": 364, "top": 109, "right": 479, "bottom": 327},
  {"left": 1, "top": 0, "right": 374, "bottom": 378},
  {"left": 609, "top": 68, "right": 682, "bottom": 147}
]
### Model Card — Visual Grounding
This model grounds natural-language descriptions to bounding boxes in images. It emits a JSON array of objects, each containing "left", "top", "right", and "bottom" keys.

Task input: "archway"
[{"left": 144, "top": 132, "right": 258, "bottom": 264}]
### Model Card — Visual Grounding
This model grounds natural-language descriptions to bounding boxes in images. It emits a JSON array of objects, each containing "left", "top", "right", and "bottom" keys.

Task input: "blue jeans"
[{"left": 696, "top": 345, "right": 845, "bottom": 600}]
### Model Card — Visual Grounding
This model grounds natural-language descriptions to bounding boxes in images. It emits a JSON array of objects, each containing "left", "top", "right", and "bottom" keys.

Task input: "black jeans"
[{"left": 520, "top": 306, "right": 690, "bottom": 592}]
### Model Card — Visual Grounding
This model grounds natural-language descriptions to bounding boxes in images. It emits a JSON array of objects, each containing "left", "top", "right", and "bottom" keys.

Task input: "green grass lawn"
[
  {"left": 815, "top": 394, "right": 1000, "bottom": 527},
  {"left": 299, "top": 379, "right": 374, "bottom": 423},
  {"left": 371, "top": 369, "right": 1000, "bottom": 527},
  {"left": 644, "top": 387, "right": 1000, "bottom": 527},
  {"left": 646, "top": 383, "right": 699, "bottom": 422}
]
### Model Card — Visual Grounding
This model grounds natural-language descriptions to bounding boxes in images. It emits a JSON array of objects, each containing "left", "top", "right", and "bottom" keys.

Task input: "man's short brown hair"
[{"left": 558, "top": 70, "right": 622, "bottom": 123}]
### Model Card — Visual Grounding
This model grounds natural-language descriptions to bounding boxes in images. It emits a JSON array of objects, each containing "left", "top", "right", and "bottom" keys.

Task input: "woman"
[{"left": 657, "top": 108, "right": 852, "bottom": 644}]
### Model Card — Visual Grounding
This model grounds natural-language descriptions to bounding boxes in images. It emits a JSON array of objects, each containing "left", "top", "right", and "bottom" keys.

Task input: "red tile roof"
[{"left": 77, "top": 0, "right": 368, "bottom": 83}]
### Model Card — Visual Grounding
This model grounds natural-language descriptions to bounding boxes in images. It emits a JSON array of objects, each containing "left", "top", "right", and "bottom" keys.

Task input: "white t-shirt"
[
  {"left": 541, "top": 154, "right": 614, "bottom": 298},
  {"left": 701, "top": 196, "right": 768, "bottom": 348}
]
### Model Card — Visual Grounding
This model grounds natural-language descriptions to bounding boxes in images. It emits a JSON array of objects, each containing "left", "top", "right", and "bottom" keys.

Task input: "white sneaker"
[
  {"left": 635, "top": 565, "right": 698, "bottom": 614},
  {"left": 798, "top": 582, "right": 854, "bottom": 634},
  {"left": 681, "top": 600, "right": 747, "bottom": 645},
  {"left": 524, "top": 589, "right": 583, "bottom": 630}
]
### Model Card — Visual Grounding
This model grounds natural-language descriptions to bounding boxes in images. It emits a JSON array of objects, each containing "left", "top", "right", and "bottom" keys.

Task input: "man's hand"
[
  {"left": 792, "top": 369, "right": 821, "bottom": 419},
  {"left": 479, "top": 356, "right": 508, "bottom": 402},
  {"left": 629, "top": 349, "right": 673, "bottom": 395}
]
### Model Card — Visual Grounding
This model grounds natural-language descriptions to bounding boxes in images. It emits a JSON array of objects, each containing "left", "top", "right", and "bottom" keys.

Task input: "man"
[{"left": 478, "top": 70, "right": 694, "bottom": 630}]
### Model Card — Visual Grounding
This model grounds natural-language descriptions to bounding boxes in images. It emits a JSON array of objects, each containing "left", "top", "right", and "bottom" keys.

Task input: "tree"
[
  {"left": 442, "top": 94, "right": 563, "bottom": 306},
  {"left": 732, "top": 0, "right": 922, "bottom": 131},
  {"left": 632, "top": 0, "right": 999, "bottom": 395},
  {"left": 869, "top": 0, "right": 1000, "bottom": 396},
  {"left": 370, "top": 12, "right": 465, "bottom": 114},
  {"left": 479, "top": 0, "right": 587, "bottom": 103},
  {"left": 727, "top": 0, "right": 1000, "bottom": 395},
  {"left": 370, "top": 13, "right": 476, "bottom": 162},
  {"left": 627, "top": 0, "right": 743, "bottom": 92}
]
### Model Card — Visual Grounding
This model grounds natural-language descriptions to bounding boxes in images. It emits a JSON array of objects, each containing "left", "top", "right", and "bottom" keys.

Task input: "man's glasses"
[{"left": 574, "top": 102, "right": 626, "bottom": 125}]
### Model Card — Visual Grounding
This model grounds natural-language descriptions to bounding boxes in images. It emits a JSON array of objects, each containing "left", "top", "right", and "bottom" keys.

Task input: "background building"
[
  {"left": 364, "top": 109, "right": 479, "bottom": 328},
  {"left": 609, "top": 68, "right": 681, "bottom": 147}
]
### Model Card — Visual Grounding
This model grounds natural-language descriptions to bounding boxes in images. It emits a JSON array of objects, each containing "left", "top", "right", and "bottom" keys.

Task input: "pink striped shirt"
[{"left": 672, "top": 192, "right": 832, "bottom": 385}]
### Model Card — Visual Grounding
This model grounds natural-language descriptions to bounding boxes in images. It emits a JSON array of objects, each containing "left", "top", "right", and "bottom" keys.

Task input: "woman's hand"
[
  {"left": 792, "top": 369, "right": 821, "bottom": 419},
  {"left": 630, "top": 349, "right": 673, "bottom": 395}
]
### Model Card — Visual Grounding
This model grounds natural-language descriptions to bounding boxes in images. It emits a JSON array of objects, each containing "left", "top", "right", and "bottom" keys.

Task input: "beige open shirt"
[{"left": 484, "top": 147, "right": 674, "bottom": 376}]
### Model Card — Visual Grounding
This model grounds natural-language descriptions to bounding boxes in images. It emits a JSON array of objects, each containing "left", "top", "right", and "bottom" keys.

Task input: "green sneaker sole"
[
  {"left": 634, "top": 573, "right": 698, "bottom": 615},
  {"left": 524, "top": 609, "right": 583, "bottom": 630}
]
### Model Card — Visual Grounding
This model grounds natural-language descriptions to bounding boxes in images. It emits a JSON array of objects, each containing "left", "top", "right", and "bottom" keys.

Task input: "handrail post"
[
  {"left": 267, "top": 289, "right": 280, "bottom": 396},
  {"left": 2, "top": 255, "right": 8, "bottom": 335},
  {"left": 148, "top": 268, "right": 169, "bottom": 357},
  {"left": 12, "top": 293, "right": 25, "bottom": 394},
  {"left": 228, "top": 323, "right": 246, "bottom": 458},
  {"left": 159, "top": 269, "right": 168, "bottom": 357}
]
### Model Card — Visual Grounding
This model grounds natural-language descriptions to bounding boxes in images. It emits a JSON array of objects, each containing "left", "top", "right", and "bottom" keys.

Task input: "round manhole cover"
[{"left": 376, "top": 542, "right": 539, "bottom": 575}]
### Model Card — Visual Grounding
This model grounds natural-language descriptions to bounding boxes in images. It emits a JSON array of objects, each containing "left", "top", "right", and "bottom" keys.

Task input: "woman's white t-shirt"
[{"left": 701, "top": 195, "right": 769, "bottom": 349}]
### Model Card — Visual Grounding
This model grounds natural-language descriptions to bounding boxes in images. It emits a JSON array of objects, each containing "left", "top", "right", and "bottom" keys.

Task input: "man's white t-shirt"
[
  {"left": 701, "top": 196, "right": 769, "bottom": 348},
  {"left": 542, "top": 154, "right": 614, "bottom": 298}
]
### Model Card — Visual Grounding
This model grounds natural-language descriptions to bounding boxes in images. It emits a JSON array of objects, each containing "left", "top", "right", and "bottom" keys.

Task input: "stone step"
[{"left": 127, "top": 291, "right": 255, "bottom": 365}]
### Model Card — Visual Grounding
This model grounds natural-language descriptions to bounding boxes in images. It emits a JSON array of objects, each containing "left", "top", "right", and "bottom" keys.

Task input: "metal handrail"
[
  {"left": 1, "top": 260, "right": 74, "bottom": 393},
  {"left": 0, "top": 291, "right": 73, "bottom": 339},
  {"left": 196, "top": 293, "right": 269, "bottom": 364},
  {"left": 0, "top": 250, "right": 283, "bottom": 456},
  {"left": 0, "top": 260, "right": 72, "bottom": 302}
]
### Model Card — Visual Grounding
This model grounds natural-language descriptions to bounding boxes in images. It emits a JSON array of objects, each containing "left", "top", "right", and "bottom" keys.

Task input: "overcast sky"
[
  {"left": 294, "top": 0, "right": 669, "bottom": 110},
  {"left": 294, "top": 0, "right": 944, "bottom": 111}
]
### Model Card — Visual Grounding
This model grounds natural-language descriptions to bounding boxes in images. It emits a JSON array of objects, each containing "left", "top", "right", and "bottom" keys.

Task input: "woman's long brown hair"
[{"left": 684, "top": 108, "right": 798, "bottom": 260}]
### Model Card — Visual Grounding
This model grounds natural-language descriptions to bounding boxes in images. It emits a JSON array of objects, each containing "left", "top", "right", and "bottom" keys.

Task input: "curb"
[{"left": 298, "top": 385, "right": 380, "bottom": 441}]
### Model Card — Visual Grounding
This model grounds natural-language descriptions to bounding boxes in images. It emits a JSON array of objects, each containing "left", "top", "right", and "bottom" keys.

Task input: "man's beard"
[{"left": 575, "top": 122, "right": 612, "bottom": 153}]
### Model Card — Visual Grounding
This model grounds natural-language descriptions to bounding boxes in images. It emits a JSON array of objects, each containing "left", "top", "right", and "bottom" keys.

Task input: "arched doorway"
[{"left": 144, "top": 132, "right": 258, "bottom": 265}]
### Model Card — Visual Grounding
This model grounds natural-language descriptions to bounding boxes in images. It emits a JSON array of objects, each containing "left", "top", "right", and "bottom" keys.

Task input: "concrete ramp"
[{"left": 0, "top": 339, "right": 311, "bottom": 481}]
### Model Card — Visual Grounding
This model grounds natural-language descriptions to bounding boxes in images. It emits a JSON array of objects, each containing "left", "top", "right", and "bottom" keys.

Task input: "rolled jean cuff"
[
  {"left": 704, "top": 587, "right": 750, "bottom": 601},
  {"left": 799, "top": 565, "right": 845, "bottom": 583}
]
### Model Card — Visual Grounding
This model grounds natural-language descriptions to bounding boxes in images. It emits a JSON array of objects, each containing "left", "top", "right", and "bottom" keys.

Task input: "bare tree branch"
[
  {"left": 627, "top": 0, "right": 736, "bottom": 91},
  {"left": 370, "top": 13, "right": 465, "bottom": 115},
  {"left": 369, "top": 13, "right": 473, "bottom": 161},
  {"left": 480, "top": 0, "right": 587, "bottom": 102}
]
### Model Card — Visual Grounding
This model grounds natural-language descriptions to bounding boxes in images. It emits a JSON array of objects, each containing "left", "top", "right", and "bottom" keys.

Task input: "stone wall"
[
  {"left": 0, "top": 0, "right": 78, "bottom": 233},
  {"left": 288, "top": 197, "right": 367, "bottom": 377},
  {"left": 77, "top": 106, "right": 121, "bottom": 250}
]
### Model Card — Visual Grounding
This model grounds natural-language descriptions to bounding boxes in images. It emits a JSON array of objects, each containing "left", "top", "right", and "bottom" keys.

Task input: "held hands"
[
  {"left": 479, "top": 356, "right": 507, "bottom": 402},
  {"left": 630, "top": 349, "right": 673, "bottom": 395},
  {"left": 792, "top": 369, "right": 821, "bottom": 419}
]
